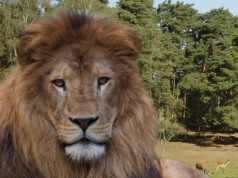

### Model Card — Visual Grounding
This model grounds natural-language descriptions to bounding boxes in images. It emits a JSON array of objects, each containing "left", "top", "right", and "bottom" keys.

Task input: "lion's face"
[{"left": 42, "top": 46, "right": 119, "bottom": 162}]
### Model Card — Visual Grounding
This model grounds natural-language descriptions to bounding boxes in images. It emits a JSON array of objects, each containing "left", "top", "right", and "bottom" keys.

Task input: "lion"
[{"left": 0, "top": 12, "right": 208, "bottom": 178}]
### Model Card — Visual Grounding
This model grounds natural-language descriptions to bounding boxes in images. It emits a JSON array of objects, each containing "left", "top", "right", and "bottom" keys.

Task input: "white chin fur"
[{"left": 65, "top": 142, "right": 106, "bottom": 162}]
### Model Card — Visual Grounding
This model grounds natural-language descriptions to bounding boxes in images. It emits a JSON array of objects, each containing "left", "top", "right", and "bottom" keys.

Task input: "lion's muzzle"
[
  {"left": 69, "top": 116, "right": 99, "bottom": 132},
  {"left": 61, "top": 115, "right": 110, "bottom": 162}
]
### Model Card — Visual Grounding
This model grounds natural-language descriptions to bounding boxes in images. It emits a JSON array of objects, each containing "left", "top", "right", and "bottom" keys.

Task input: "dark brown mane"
[{"left": 18, "top": 11, "right": 142, "bottom": 67}]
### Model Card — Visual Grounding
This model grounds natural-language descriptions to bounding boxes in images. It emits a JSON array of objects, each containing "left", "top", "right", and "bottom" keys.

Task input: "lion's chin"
[{"left": 65, "top": 142, "right": 106, "bottom": 162}]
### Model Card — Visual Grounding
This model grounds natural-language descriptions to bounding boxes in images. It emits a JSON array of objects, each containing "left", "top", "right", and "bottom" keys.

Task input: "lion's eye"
[
  {"left": 53, "top": 79, "right": 65, "bottom": 87},
  {"left": 98, "top": 77, "right": 109, "bottom": 85}
]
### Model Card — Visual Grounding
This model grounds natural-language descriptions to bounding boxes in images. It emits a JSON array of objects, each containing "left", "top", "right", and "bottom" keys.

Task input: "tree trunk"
[
  {"left": 202, "top": 59, "right": 206, "bottom": 72},
  {"left": 183, "top": 93, "right": 187, "bottom": 118},
  {"left": 229, "top": 89, "right": 234, "bottom": 103}
]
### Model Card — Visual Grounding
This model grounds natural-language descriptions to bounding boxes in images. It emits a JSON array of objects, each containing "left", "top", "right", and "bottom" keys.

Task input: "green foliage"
[
  {"left": 55, "top": 0, "right": 116, "bottom": 18},
  {"left": 156, "top": 1, "right": 238, "bottom": 133},
  {"left": 99, "top": 0, "right": 108, "bottom": 5}
]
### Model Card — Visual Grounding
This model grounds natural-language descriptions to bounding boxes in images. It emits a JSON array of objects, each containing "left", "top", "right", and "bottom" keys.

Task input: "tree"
[
  {"left": 55, "top": 0, "right": 116, "bottom": 17},
  {"left": 184, "top": 8, "right": 238, "bottom": 131},
  {"left": 117, "top": 0, "right": 185, "bottom": 140},
  {"left": 156, "top": 0, "right": 198, "bottom": 123},
  {"left": 157, "top": 1, "right": 238, "bottom": 132}
]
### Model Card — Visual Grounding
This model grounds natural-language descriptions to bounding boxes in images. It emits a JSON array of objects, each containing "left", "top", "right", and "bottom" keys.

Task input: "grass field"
[{"left": 155, "top": 141, "right": 238, "bottom": 178}]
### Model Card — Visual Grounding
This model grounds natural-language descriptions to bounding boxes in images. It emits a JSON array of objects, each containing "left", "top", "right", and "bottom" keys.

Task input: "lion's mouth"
[
  {"left": 64, "top": 138, "right": 107, "bottom": 162},
  {"left": 61, "top": 138, "right": 107, "bottom": 147}
]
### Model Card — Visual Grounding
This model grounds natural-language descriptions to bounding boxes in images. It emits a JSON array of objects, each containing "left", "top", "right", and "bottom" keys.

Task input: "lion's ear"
[
  {"left": 126, "top": 32, "right": 142, "bottom": 60},
  {"left": 17, "top": 30, "right": 38, "bottom": 67},
  {"left": 17, "top": 22, "right": 54, "bottom": 67},
  {"left": 96, "top": 21, "right": 143, "bottom": 61},
  {"left": 123, "top": 27, "right": 143, "bottom": 60}
]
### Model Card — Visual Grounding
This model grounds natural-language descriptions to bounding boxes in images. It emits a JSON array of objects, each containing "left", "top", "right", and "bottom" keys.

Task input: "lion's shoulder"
[{"left": 155, "top": 159, "right": 209, "bottom": 178}]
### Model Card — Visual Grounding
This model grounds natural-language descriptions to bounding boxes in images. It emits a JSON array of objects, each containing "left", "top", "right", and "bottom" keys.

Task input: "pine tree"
[
  {"left": 200, "top": 9, "right": 238, "bottom": 130},
  {"left": 156, "top": 0, "right": 198, "bottom": 123},
  {"left": 117, "top": 0, "right": 161, "bottom": 99},
  {"left": 181, "top": 8, "right": 238, "bottom": 131},
  {"left": 117, "top": 1, "right": 162, "bottom": 101}
]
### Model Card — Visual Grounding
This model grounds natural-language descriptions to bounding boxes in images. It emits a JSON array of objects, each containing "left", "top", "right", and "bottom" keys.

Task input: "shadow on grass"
[{"left": 171, "top": 134, "right": 238, "bottom": 147}]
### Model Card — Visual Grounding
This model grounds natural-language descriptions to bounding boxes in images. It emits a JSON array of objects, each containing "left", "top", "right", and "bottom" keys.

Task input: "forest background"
[{"left": 1, "top": 0, "right": 238, "bottom": 140}]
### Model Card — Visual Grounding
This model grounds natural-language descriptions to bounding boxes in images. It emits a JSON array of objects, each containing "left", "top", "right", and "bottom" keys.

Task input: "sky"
[{"left": 108, "top": 0, "right": 238, "bottom": 16}]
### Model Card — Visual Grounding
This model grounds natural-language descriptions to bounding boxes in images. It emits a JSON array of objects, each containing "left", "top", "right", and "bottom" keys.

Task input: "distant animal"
[
  {"left": 229, "top": 133, "right": 238, "bottom": 138},
  {"left": 196, "top": 162, "right": 211, "bottom": 176},
  {"left": 0, "top": 11, "right": 210, "bottom": 178},
  {"left": 215, "top": 160, "right": 230, "bottom": 174}
]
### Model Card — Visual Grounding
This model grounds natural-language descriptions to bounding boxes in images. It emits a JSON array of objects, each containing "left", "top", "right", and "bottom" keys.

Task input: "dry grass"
[{"left": 155, "top": 141, "right": 238, "bottom": 178}]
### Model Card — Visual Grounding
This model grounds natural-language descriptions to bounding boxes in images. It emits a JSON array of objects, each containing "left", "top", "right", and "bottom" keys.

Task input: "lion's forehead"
[
  {"left": 48, "top": 59, "right": 113, "bottom": 82},
  {"left": 48, "top": 46, "right": 114, "bottom": 77}
]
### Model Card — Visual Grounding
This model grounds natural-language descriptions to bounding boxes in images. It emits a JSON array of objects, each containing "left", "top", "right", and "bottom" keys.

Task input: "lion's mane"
[{"left": 0, "top": 12, "right": 159, "bottom": 178}]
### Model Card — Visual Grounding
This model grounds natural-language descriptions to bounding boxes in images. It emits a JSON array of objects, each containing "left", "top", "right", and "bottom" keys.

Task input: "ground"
[{"left": 155, "top": 141, "right": 238, "bottom": 178}]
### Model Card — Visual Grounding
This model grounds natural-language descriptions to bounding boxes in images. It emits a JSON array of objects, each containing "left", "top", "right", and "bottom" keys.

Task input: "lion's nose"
[{"left": 69, "top": 116, "right": 99, "bottom": 132}]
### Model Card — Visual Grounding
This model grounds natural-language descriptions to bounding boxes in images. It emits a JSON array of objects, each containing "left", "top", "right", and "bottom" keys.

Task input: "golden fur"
[
  {"left": 0, "top": 12, "right": 159, "bottom": 178},
  {"left": 156, "top": 159, "right": 209, "bottom": 178}
]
